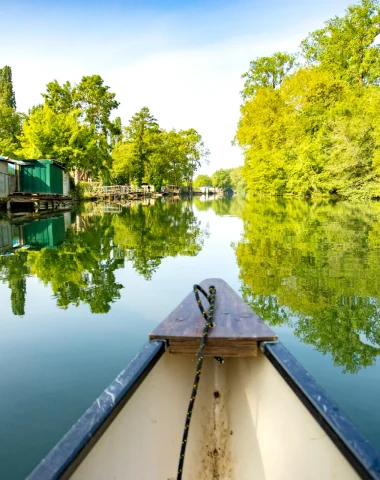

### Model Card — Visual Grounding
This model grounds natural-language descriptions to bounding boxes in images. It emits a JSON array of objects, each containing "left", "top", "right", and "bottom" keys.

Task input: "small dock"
[
  {"left": 150, "top": 278, "right": 277, "bottom": 357},
  {"left": 6, "top": 193, "right": 72, "bottom": 215},
  {"left": 85, "top": 184, "right": 162, "bottom": 201}
]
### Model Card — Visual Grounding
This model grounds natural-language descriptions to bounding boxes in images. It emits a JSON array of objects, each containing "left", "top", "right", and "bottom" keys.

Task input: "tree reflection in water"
[{"left": 0, "top": 200, "right": 208, "bottom": 315}]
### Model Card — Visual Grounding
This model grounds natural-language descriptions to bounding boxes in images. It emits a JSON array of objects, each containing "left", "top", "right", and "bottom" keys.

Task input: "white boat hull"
[{"left": 71, "top": 351, "right": 358, "bottom": 480}]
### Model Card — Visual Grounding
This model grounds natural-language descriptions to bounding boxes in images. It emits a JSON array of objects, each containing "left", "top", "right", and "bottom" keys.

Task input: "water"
[{"left": 0, "top": 196, "right": 379, "bottom": 478}]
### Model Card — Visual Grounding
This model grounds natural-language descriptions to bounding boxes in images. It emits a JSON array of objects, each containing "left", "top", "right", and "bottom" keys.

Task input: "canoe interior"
[
  {"left": 150, "top": 278, "right": 277, "bottom": 357},
  {"left": 70, "top": 351, "right": 359, "bottom": 480}
]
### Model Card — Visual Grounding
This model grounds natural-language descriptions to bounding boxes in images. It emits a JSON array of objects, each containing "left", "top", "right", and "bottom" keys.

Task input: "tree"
[
  {"left": 19, "top": 105, "right": 107, "bottom": 177},
  {"left": 229, "top": 166, "right": 246, "bottom": 192},
  {"left": 301, "top": 0, "right": 380, "bottom": 87},
  {"left": 237, "top": 0, "right": 380, "bottom": 200},
  {"left": 0, "top": 65, "right": 21, "bottom": 156},
  {"left": 42, "top": 80, "right": 74, "bottom": 114},
  {"left": 111, "top": 141, "right": 134, "bottom": 184},
  {"left": 0, "top": 65, "right": 16, "bottom": 109},
  {"left": 212, "top": 169, "right": 232, "bottom": 191},
  {"left": 73, "top": 75, "right": 120, "bottom": 136},
  {"left": 179, "top": 128, "right": 209, "bottom": 189},
  {"left": 0, "top": 105, "right": 22, "bottom": 156},
  {"left": 125, "top": 107, "right": 161, "bottom": 186},
  {"left": 110, "top": 109, "right": 208, "bottom": 189},
  {"left": 39, "top": 75, "right": 120, "bottom": 182},
  {"left": 241, "top": 52, "right": 297, "bottom": 99},
  {"left": 110, "top": 117, "right": 123, "bottom": 146},
  {"left": 194, "top": 174, "right": 212, "bottom": 187}
]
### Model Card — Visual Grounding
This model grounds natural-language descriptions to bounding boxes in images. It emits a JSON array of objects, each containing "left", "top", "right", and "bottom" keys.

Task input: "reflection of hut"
[
  {"left": 0, "top": 221, "right": 12, "bottom": 252},
  {"left": 161, "top": 184, "right": 180, "bottom": 195},
  {"left": 21, "top": 216, "right": 66, "bottom": 249},
  {"left": 141, "top": 183, "right": 155, "bottom": 194}
]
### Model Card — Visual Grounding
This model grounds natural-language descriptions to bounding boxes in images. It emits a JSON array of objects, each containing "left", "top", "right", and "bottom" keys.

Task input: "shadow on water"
[{"left": 234, "top": 197, "right": 380, "bottom": 374}]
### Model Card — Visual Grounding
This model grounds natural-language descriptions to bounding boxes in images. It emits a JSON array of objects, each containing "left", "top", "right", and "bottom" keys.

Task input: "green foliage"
[
  {"left": 29, "top": 75, "right": 119, "bottom": 180},
  {"left": 241, "top": 52, "right": 297, "bottom": 100},
  {"left": 124, "top": 107, "right": 161, "bottom": 186},
  {"left": 196, "top": 167, "right": 245, "bottom": 192},
  {"left": 193, "top": 196, "right": 245, "bottom": 217},
  {"left": 212, "top": 169, "right": 232, "bottom": 190},
  {"left": 235, "top": 197, "right": 380, "bottom": 373},
  {"left": 0, "top": 66, "right": 16, "bottom": 109},
  {"left": 237, "top": 0, "right": 380, "bottom": 199},
  {"left": 193, "top": 174, "right": 212, "bottom": 187},
  {"left": 229, "top": 166, "right": 246, "bottom": 192},
  {"left": 42, "top": 80, "right": 73, "bottom": 114},
  {"left": 0, "top": 105, "right": 23, "bottom": 157},
  {"left": 112, "top": 107, "right": 208, "bottom": 189},
  {"left": 0, "top": 251, "right": 28, "bottom": 316},
  {"left": 0, "top": 65, "right": 22, "bottom": 157},
  {"left": 301, "top": 0, "right": 380, "bottom": 87},
  {"left": 19, "top": 105, "right": 107, "bottom": 177},
  {"left": 112, "top": 201, "right": 207, "bottom": 279}
]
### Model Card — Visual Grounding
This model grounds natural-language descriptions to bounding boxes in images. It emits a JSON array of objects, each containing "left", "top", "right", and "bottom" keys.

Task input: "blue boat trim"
[
  {"left": 262, "top": 341, "right": 380, "bottom": 480},
  {"left": 27, "top": 340, "right": 166, "bottom": 480}
]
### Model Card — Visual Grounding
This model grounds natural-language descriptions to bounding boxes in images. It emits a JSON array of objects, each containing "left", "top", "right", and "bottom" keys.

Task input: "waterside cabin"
[
  {"left": 0, "top": 159, "right": 72, "bottom": 215},
  {"left": 0, "top": 156, "right": 17, "bottom": 198}
]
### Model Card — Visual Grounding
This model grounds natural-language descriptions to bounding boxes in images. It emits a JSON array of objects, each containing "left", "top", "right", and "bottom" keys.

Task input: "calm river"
[{"left": 0, "top": 196, "right": 379, "bottom": 478}]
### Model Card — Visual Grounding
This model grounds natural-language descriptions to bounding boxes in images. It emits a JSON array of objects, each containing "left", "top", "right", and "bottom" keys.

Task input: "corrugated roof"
[
  {"left": 22, "top": 159, "right": 66, "bottom": 170},
  {"left": 0, "top": 157, "right": 66, "bottom": 170}
]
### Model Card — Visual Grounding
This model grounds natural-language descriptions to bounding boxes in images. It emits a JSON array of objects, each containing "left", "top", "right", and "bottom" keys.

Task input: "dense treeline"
[
  {"left": 112, "top": 107, "right": 208, "bottom": 190},
  {"left": 0, "top": 70, "right": 208, "bottom": 187},
  {"left": 237, "top": 0, "right": 380, "bottom": 199},
  {"left": 193, "top": 166, "right": 245, "bottom": 192}
]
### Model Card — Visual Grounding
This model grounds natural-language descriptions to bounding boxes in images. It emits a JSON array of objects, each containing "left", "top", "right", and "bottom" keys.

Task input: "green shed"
[{"left": 20, "top": 160, "right": 65, "bottom": 195}]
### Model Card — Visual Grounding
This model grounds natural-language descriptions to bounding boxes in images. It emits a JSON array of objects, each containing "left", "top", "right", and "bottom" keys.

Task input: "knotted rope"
[{"left": 177, "top": 284, "right": 216, "bottom": 480}]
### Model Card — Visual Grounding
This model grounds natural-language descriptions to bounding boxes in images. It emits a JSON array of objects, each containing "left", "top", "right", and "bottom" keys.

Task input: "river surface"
[{"left": 0, "top": 196, "right": 380, "bottom": 478}]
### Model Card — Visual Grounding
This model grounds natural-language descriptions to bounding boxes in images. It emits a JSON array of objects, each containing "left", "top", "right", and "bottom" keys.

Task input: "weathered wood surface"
[{"left": 150, "top": 278, "right": 277, "bottom": 357}]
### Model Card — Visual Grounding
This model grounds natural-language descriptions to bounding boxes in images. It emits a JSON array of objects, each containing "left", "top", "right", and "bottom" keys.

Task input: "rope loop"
[{"left": 176, "top": 284, "right": 217, "bottom": 480}]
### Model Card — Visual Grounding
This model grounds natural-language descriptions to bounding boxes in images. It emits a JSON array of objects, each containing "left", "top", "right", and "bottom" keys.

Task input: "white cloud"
[{"left": 106, "top": 34, "right": 303, "bottom": 174}]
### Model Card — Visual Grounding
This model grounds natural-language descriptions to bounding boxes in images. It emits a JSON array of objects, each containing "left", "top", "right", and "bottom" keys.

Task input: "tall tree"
[
  {"left": 42, "top": 80, "right": 74, "bottom": 114},
  {"left": 125, "top": 107, "right": 161, "bottom": 186},
  {"left": 241, "top": 52, "right": 297, "bottom": 99},
  {"left": 180, "top": 128, "right": 209, "bottom": 189},
  {"left": 74, "top": 75, "right": 120, "bottom": 136},
  {"left": 0, "top": 105, "right": 23, "bottom": 156},
  {"left": 19, "top": 105, "right": 107, "bottom": 177},
  {"left": 301, "top": 0, "right": 380, "bottom": 87},
  {"left": 0, "top": 66, "right": 16, "bottom": 109}
]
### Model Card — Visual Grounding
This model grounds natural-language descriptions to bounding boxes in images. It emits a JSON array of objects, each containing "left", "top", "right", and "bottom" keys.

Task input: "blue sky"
[{"left": 1, "top": 0, "right": 351, "bottom": 173}]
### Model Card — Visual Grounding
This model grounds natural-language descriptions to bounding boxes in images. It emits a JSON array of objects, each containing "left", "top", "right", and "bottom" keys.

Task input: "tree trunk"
[{"left": 74, "top": 168, "right": 79, "bottom": 186}]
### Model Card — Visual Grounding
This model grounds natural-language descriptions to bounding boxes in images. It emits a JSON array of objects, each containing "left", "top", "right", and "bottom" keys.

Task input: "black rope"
[{"left": 177, "top": 284, "right": 216, "bottom": 480}]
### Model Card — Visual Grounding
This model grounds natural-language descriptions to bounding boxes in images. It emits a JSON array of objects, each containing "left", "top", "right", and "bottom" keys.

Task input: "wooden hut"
[
  {"left": 0, "top": 157, "right": 17, "bottom": 198},
  {"left": 19, "top": 160, "right": 66, "bottom": 195}
]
